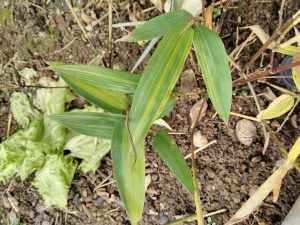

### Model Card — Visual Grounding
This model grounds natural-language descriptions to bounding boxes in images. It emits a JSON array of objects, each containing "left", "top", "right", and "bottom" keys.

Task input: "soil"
[{"left": 1, "top": 0, "right": 300, "bottom": 225}]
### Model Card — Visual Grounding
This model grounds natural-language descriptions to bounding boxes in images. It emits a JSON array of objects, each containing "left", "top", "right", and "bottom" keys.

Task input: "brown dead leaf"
[
  {"left": 150, "top": 0, "right": 162, "bottom": 12},
  {"left": 226, "top": 160, "right": 293, "bottom": 225},
  {"left": 181, "top": 0, "right": 203, "bottom": 17},
  {"left": 204, "top": 3, "right": 214, "bottom": 29},
  {"left": 180, "top": 69, "right": 196, "bottom": 92},
  {"left": 236, "top": 119, "right": 257, "bottom": 146},
  {"left": 247, "top": 25, "right": 276, "bottom": 49},
  {"left": 129, "top": 2, "right": 145, "bottom": 22},
  {"left": 189, "top": 99, "right": 208, "bottom": 129},
  {"left": 193, "top": 130, "right": 208, "bottom": 148}
]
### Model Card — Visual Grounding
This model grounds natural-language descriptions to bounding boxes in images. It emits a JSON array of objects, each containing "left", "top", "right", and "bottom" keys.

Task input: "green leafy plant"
[
  {"left": 0, "top": 75, "right": 111, "bottom": 209},
  {"left": 49, "top": 6, "right": 232, "bottom": 225}
]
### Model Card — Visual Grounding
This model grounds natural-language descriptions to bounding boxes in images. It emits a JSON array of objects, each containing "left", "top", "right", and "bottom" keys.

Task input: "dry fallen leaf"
[
  {"left": 154, "top": 119, "right": 173, "bottom": 131},
  {"left": 204, "top": 2, "right": 214, "bottom": 29},
  {"left": 145, "top": 174, "right": 151, "bottom": 191},
  {"left": 181, "top": 0, "right": 203, "bottom": 17},
  {"left": 236, "top": 119, "right": 257, "bottom": 146},
  {"left": 226, "top": 137, "right": 300, "bottom": 225},
  {"left": 193, "top": 130, "right": 208, "bottom": 148},
  {"left": 180, "top": 69, "right": 196, "bottom": 92},
  {"left": 129, "top": 2, "right": 145, "bottom": 22},
  {"left": 163, "top": 0, "right": 171, "bottom": 12},
  {"left": 189, "top": 99, "right": 208, "bottom": 129},
  {"left": 150, "top": 0, "right": 162, "bottom": 12},
  {"left": 226, "top": 160, "right": 293, "bottom": 225}
]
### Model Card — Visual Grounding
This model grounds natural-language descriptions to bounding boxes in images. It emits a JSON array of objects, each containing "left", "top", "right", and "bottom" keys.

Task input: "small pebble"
[
  {"left": 93, "top": 197, "right": 104, "bottom": 208},
  {"left": 159, "top": 213, "right": 168, "bottom": 225},
  {"left": 251, "top": 156, "right": 262, "bottom": 163}
]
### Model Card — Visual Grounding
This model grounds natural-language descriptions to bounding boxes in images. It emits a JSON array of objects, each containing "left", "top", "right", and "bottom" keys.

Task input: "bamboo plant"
[{"left": 50, "top": 6, "right": 232, "bottom": 225}]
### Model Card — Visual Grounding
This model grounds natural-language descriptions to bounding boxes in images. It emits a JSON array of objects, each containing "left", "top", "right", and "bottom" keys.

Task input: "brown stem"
[
  {"left": 233, "top": 60, "right": 300, "bottom": 86},
  {"left": 189, "top": 97, "right": 207, "bottom": 225},
  {"left": 244, "top": 12, "right": 300, "bottom": 71}
]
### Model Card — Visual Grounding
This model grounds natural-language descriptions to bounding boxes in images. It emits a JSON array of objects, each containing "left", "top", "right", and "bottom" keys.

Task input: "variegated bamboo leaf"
[
  {"left": 257, "top": 94, "right": 294, "bottom": 120},
  {"left": 49, "top": 64, "right": 140, "bottom": 93},
  {"left": 193, "top": 24, "right": 232, "bottom": 123},
  {"left": 62, "top": 76, "right": 128, "bottom": 114},
  {"left": 111, "top": 119, "right": 145, "bottom": 225},
  {"left": 152, "top": 130, "right": 194, "bottom": 194},
  {"left": 49, "top": 112, "right": 123, "bottom": 139},
  {"left": 129, "top": 10, "right": 193, "bottom": 41},
  {"left": 129, "top": 23, "right": 194, "bottom": 145}
]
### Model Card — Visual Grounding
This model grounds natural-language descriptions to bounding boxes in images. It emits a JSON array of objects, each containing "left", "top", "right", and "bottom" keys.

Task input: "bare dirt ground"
[{"left": 0, "top": 0, "right": 300, "bottom": 224}]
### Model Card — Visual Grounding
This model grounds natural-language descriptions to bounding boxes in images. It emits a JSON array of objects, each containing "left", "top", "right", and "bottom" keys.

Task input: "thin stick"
[
  {"left": 233, "top": 60, "right": 300, "bottom": 86},
  {"left": 65, "top": 0, "right": 99, "bottom": 56},
  {"left": 230, "top": 112, "right": 261, "bottom": 122},
  {"left": 50, "top": 37, "right": 77, "bottom": 55},
  {"left": 276, "top": 98, "right": 300, "bottom": 133},
  {"left": 262, "top": 121, "right": 300, "bottom": 173},
  {"left": 216, "top": 0, "right": 231, "bottom": 33},
  {"left": 165, "top": 208, "right": 227, "bottom": 225},
  {"left": 245, "top": 10, "right": 300, "bottom": 71},
  {"left": 6, "top": 113, "right": 12, "bottom": 138},
  {"left": 0, "top": 82, "right": 68, "bottom": 89},
  {"left": 185, "top": 140, "right": 217, "bottom": 159},
  {"left": 108, "top": 0, "right": 113, "bottom": 67},
  {"left": 189, "top": 98, "right": 207, "bottom": 225},
  {"left": 93, "top": 174, "right": 113, "bottom": 192}
]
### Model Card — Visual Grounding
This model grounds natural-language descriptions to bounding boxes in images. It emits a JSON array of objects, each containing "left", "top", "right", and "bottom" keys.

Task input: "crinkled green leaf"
[
  {"left": 64, "top": 132, "right": 111, "bottom": 173},
  {"left": 129, "top": 10, "right": 193, "bottom": 41},
  {"left": 112, "top": 119, "right": 145, "bottom": 225},
  {"left": 34, "top": 77, "right": 73, "bottom": 151},
  {"left": 50, "top": 112, "right": 123, "bottom": 139},
  {"left": 153, "top": 130, "right": 194, "bottom": 195},
  {"left": 10, "top": 92, "right": 39, "bottom": 128},
  {"left": 193, "top": 24, "right": 232, "bottom": 123},
  {"left": 33, "top": 154, "right": 77, "bottom": 209},
  {"left": 19, "top": 68, "right": 38, "bottom": 85},
  {"left": 0, "top": 119, "right": 47, "bottom": 182}
]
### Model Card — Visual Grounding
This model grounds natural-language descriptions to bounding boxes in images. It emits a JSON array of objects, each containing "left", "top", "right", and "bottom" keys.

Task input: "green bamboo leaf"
[
  {"left": 62, "top": 76, "right": 128, "bottom": 114},
  {"left": 257, "top": 94, "right": 295, "bottom": 120},
  {"left": 158, "top": 98, "right": 176, "bottom": 119},
  {"left": 49, "top": 112, "right": 124, "bottom": 139},
  {"left": 129, "top": 24, "right": 194, "bottom": 145},
  {"left": 129, "top": 10, "right": 193, "bottom": 41},
  {"left": 193, "top": 24, "right": 232, "bottom": 123},
  {"left": 49, "top": 64, "right": 140, "bottom": 93},
  {"left": 111, "top": 119, "right": 145, "bottom": 225},
  {"left": 152, "top": 130, "right": 195, "bottom": 195}
]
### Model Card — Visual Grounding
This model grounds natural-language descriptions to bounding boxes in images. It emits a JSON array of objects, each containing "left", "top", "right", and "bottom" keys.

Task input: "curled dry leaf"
[
  {"left": 226, "top": 160, "right": 293, "bottom": 225},
  {"left": 193, "top": 130, "right": 208, "bottom": 148},
  {"left": 181, "top": 0, "right": 203, "bottom": 17},
  {"left": 189, "top": 99, "right": 208, "bottom": 129},
  {"left": 150, "top": 0, "right": 162, "bottom": 12},
  {"left": 236, "top": 119, "right": 257, "bottom": 146},
  {"left": 163, "top": 0, "right": 171, "bottom": 12},
  {"left": 180, "top": 69, "right": 196, "bottom": 92},
  {"left": 226, "top": 137, "right": 300, "bottom": 225},
  {"left": 129, "top": 2, "right": 145, "bottom": 22},
  {"left": 154, "top": 119, "right": 173, "bottom": 131}
]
